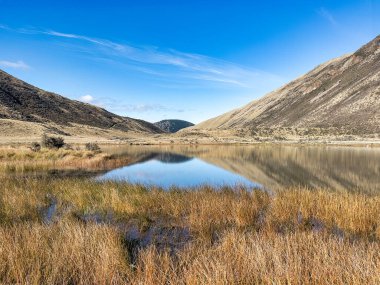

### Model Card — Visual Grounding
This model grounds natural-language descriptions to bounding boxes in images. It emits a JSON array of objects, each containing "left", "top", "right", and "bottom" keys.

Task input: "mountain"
[
  {"left": 192, "top": 35, "right": 380, "bottom": 137},
  {"left": 0, "top": 69, "right": 162, "bottom": 138},
  {"left": 154, "top": 119, "right": 194, "bottom": 133}
]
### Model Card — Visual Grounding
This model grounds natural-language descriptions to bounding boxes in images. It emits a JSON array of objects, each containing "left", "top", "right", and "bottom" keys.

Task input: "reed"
[
  {"left": 0, "top": 176, "right": 379, "bottom": 284},
  {"left": 0, "top": 147, "right": 137, "bottom": 172},
  {"left": 0, "top": 221, "right": 129, "bottom": 285}
]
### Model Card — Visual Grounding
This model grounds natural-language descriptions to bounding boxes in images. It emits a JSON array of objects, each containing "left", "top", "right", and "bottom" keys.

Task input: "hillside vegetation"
[
  {"left": 192, "top": 35, "right": 380, "bottom": 137},
  {"left": 0, "top": 69, "right": 162, "bottom": 139}
]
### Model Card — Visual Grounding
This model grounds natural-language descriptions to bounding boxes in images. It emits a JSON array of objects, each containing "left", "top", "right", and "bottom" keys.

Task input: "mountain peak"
[
  {"left": 154, "top": 119, "right": 194, "bottom": 133},
  {"left": 0, "top": 69, "right": 162, "bottom": 137},
  {"left": 191, "top": 34, "right": 380, "bottom": 137}
]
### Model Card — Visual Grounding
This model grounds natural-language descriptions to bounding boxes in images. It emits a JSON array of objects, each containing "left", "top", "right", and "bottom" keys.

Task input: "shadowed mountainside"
[
  {"left": 154, "top": 119, "right": 194, "bottom": 133},
  {"left": 0, "top": 69, "right": 162, "bottom": 135},
  {"left": 192, "top": 35, "right": 380, "bottom": 136}
]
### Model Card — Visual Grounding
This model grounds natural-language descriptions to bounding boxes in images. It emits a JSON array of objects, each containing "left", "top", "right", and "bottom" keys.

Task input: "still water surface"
[
  {"left": 99, "top": 145, "right": 380, "bottom": 192},
  {"left": 99, "top": 157, "right": 260, "bottom": 188}
]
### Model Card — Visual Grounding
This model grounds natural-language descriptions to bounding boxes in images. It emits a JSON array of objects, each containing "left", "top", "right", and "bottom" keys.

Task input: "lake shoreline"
[
  {"left": 1, "top": 138, "right": 380, "bottom": 148},
  {"left": 2, "top": 144, "right": 379, "bottom": 193},
  {"left": 1, "top": 145, "right": 379, "bottom": 283}
]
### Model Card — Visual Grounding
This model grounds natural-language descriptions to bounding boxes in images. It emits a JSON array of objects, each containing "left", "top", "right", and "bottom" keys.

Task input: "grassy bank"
[
  {"left": 0, "top": 147, "right": 140, "bottom": 173},
  {"left": 0, "top": 177, "right": 379, "bottom": 284}
]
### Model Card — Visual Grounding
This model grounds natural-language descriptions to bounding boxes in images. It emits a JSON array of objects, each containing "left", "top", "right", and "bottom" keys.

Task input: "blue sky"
[{"left": 0, "top": 0, "right": 379, "bottom": 123}]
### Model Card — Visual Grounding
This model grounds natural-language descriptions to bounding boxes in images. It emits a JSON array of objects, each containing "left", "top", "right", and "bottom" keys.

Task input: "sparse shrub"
[
  {"left": 30, "top": 142, "right": 41, "bottom": 152},
  {"left": 7, "top": 152, "right": 15, "bottom": 158},
  {"left": 85, "top": 152, "right": 95, "bottom": 158},
  {"left": 64, "top": 144, "right": 74, "bottom": 150},
  {"left": 85, "top": 143, "right": 101, "bottom": 152},
  {"left": 41, "top": 134, "right": 65, "bottom": 149}
]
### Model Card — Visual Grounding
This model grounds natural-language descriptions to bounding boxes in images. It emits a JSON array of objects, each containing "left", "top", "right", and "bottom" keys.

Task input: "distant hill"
[
  {"left": 154, "top": 119, "right": 194, "bottom": 133},
  {"left": 0, "top": 69, "right": 162, "bottom": 137},
  {"left": 192, "top": 35, "right": 380, "bottom": 136}
]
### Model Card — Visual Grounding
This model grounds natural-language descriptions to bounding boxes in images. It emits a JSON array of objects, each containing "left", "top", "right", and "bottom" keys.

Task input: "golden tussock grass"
[
  {"left": 0, "top": 147, "right": 137, "bottom": 172},
  {"left": 0, "top": 222, "right": 129, "bottom": 285},
  {"left": 0, "top": 177, "right": 379, "bottom": 284},
  {"left": 132, "top": 230, "right": 380, "bottom": 285}
]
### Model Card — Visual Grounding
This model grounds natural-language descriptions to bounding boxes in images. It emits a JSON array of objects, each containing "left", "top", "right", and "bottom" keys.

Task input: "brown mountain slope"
[
  {"left": 193, "top": 35, "right": 380, "bottom": 136},
  {"left": 0, "top": 69, "right": 162, "bottom": 136}
]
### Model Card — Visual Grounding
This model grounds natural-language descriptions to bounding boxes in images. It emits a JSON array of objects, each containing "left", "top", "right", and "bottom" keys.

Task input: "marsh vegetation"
[
  {"left": 0, "top": 144, "right": 146, "bottom": 174},
  {"left": 0, "top": 176, "right": 379, "bottom": 284},
  {"left": 0, "top": 145, "right": 379, "bottom": 284}
]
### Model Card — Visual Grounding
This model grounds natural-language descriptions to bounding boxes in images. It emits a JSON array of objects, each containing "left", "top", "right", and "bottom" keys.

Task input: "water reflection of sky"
[
  {"left": 98, "top": 157, "right": 261, "bottom": 189},
  {"left": 99, "top": 145, "right": 380, "bottom": 193}
]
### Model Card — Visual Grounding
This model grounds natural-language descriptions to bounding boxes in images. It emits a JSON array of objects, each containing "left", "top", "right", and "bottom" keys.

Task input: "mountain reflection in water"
[
  {"left": 98, "top": 151, "right": 260, "bottom": 189},
  {"left": 100, "top": 145, "right": 380, "bottom": 193}
]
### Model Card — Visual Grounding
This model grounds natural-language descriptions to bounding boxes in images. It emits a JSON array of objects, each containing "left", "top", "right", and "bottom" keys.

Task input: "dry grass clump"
[
  {"left": 0, "top": 221, "right": 129, "bottom": 285},
  {"left": 1, "top": 178, "right": 380, "bottom": 239},
  {"left": 268, "top": 189, "right": 380, "bottom": 238},
  {"left": 131, "top": 230, "right": 380, "bottom": 285},
  {"left": 1, "top": 223, "right": 379, "bottom": 284},
  {"left": 0, "top": 177, "right": 379, "bottom": 284},
  {"left": 0, "top": 147, "right": 136, "bottom": 172},
  {"left": 0, "top": 178, "right": 43, "bottom": 223}
]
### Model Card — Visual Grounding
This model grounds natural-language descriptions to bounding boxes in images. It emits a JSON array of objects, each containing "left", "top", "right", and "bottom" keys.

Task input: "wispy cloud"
[
  {"left": 79, "top": 94, "right": 94, "bottom": 103},
  {"left": 0, "top": 60, "right": 30, "bottom": 70},
  {"left": 84, "top": 96, "right": 185, "bottom": 114},
  {"left": 44, "top": 30, "right": 126, "bottom": 51},
  {"left": 318, "top": 7, "right": 338, "bottom": 27},
  {"left": 119, "top": 104, "right": 184, "bottom": 113},
  {"left": 0, "top": 24, "right": 283, "bottom": 89}
]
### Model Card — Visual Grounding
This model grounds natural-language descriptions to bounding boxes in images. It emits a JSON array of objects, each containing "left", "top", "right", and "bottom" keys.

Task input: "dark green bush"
[
  {"left": 85, "top": 143, "right": 101, "bottom": 152},
  {"left": 42, "top": 135, "right": 65, "bottom": 149},
  {"left": 30, "top": 142, "right": 41, "bottom": 152}
]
